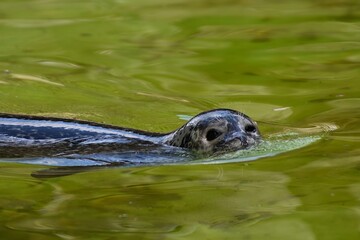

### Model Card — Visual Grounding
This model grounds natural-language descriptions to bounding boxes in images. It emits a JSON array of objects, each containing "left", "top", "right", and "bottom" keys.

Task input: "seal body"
[{"left": 0, "top": 109, "right": 261, "bottom": 166}]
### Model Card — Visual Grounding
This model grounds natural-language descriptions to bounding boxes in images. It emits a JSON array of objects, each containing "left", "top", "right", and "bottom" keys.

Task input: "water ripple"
[
  {"left": 0, "top": 19, "right": 91, "bottom": 28},
  {"left": 9, "top": 73, "right": 64, "bottom": 86}
]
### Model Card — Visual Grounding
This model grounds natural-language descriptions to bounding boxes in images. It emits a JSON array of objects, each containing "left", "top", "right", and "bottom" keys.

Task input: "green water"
[{"left": 0, "top": 0, "right": 359, "bottom": 239}]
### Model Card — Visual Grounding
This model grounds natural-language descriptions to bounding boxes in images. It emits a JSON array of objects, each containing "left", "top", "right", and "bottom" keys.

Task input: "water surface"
[{"left": 0, "top": 0, "right": 359, "bottom": 239}]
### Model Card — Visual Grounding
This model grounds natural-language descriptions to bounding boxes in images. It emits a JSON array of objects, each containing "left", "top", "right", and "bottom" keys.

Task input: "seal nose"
[{"left": 224, "top": 132, "right": 248, "bottom": 146}]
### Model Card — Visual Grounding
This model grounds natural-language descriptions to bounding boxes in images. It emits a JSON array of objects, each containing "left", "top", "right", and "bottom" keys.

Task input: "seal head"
[{"left": 165, "top": 109, "right": 261, "bottom": 155}]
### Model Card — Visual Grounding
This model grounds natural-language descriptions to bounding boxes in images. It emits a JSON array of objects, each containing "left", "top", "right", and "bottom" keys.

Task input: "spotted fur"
[{"left": 164, "top": 109, "right": 261, "bottom": 154}]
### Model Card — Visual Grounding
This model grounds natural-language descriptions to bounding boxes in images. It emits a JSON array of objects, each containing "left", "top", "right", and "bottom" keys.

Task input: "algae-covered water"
[{"left": 0, "top": 0, "right": 359, "bottom": 239}]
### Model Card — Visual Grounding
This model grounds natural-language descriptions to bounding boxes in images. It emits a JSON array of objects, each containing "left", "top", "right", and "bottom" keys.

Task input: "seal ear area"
[
  {"left": 180, "top": 132, "right": 193, "bottom": 148},
  {"left": 167, "top": 126, "right": 194, "bottom": 148}
]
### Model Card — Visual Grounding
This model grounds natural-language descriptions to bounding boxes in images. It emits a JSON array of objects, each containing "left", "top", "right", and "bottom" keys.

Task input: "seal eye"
[
  {"left": 245, "top": 124, "right": 256, "bottom": 133},
  {"left": 206, "top": 129, "right": 222, "bottom": 141}
]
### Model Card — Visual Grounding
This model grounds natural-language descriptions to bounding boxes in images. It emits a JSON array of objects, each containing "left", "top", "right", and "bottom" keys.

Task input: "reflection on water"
[
  {"left": 0, "top": 0, "right": 359, "bottom": 239},
  {"left": 4, "top": 167, "right": 303, "bottom": 238},
  {"left": 8, "top": 73, "right": 64, "bottom": 86}
]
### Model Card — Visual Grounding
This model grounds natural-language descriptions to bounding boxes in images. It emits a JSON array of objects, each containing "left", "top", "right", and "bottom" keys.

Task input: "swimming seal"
[{"left": 0, "top": 109, "right": 261, "bottom": 166}]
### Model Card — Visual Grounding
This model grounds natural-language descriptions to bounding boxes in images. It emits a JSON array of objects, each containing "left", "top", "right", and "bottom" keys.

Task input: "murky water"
[{"left": 0, "top": 0, "right": 359, "bottom": 239}]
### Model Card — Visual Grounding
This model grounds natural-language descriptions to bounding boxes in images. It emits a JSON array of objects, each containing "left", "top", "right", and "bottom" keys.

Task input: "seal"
[{"left": 0, "top": 109, "right": 261, "bottom": 164}]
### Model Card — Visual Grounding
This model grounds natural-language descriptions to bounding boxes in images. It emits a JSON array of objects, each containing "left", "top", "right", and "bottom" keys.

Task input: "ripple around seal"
[
  {"left": 0, "top": 124, "right": 329, "bottom": 170},
  {"left": 4, "top": 133, "right": 323, "bottom": 172},
  {"left": 196, "top": 133, "right": 323, "bottom": 165}
]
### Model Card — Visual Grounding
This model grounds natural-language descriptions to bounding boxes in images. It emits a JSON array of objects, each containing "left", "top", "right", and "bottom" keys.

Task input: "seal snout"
[{"left": 223, "top": 132, "right": 249, "bottom": 146}]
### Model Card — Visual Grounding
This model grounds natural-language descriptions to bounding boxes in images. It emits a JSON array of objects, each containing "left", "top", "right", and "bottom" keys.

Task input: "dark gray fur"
[
  {"left": 0, "top": 109, "right": 261, "bottom": 161},
  {"left": 164, "top": 109, "right": 261, "bottom": 154}
]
